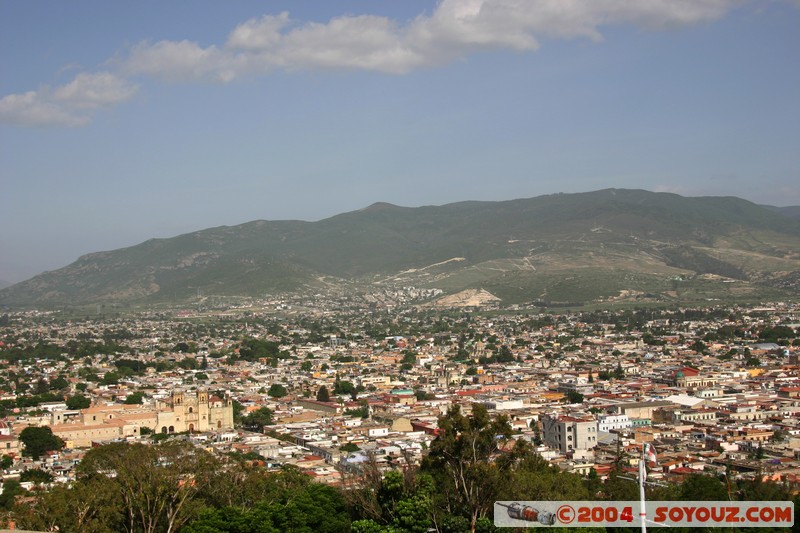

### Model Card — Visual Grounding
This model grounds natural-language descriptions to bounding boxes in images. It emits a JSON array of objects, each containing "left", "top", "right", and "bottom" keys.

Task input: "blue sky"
[{"left": 1, "top": 0, "right": 799, "bottom": 283}]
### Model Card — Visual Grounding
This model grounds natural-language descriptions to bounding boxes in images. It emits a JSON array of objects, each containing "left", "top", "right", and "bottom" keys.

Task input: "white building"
[{"left": 597, "top": 414, "right": 632, "bottom": 433}]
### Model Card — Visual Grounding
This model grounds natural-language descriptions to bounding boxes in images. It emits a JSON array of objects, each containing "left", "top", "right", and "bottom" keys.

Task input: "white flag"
[{"left": 645, "top": 443, "right": 657, "bottom": 464}]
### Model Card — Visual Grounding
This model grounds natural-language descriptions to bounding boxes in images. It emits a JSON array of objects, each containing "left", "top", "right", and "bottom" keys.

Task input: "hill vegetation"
[{"left": 2, "top": 189, "right": 799, "bottom": 308}]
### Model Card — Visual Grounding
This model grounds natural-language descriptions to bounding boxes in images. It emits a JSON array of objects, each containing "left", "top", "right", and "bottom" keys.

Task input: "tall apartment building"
[{"left": 541, "top": 414, "right": 597, "bottom": 453}]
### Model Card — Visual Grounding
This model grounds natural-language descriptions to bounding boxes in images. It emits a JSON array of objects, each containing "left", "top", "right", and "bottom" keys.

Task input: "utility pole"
[{"left": 639, "top": 443, "right": 647, "bottom": 533}]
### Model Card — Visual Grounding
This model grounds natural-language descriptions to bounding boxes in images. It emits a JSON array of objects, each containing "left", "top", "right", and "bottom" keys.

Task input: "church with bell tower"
[{"left": 155, "top": 388, "right": 234, "bottom": 434}]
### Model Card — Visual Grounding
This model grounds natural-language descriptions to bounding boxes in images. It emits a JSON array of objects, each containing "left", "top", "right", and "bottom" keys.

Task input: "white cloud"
[
  {"left": 0, "top": 0, "right": 748, "bottom": 125},
  {"left": 0, "top": 90, "right": 89, "bottom": 127},
  {"left": 227, "top": 12, "right": 291, "bottom": 51},
  {"left": 53, "top": 72, "right": 139, "bottom": 109},
  {"left": 125, "top": 40, "right": 243, "bottom": 82},
  {"left": 277, "top": 15, "right": 424, "bottom": 73},
  {"left": 0, "top": 72, "right": 137, "bottom": 127},
  {"left": 122, "top": 0, "right": 739, "bottom": 81}
]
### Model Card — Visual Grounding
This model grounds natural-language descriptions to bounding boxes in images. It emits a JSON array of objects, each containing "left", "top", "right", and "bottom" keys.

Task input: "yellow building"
[
  {"left": 154, "top": 389, "right": 234, "bottom": 434},
  {"left": 49, "top": 389, "right": 234, "bottom": 447}
]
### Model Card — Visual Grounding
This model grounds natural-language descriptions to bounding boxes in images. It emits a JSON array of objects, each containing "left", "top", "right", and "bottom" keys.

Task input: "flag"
[{"left": 644, "top": 443, "right": 657, "bottom": 464}]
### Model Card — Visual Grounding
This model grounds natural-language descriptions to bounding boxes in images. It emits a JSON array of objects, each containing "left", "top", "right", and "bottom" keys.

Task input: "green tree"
[
  {"left": 184, "top": 482, "right": 350, "bottom": 533},
  {"left": 772, "top": 429, "right": 788, "bottom": 442},
  {"left": 531, "top": 420, "right": 542, "bottom": 446},
  {"left": 0, "top": 454, "right": 13, "bottom": 469},
  {"left": 201, "top": 463, "right": 311, "bottom": 512},
  {"left": 347, "top": 465, "right": 434, "bottom": 533},
  {"left": 77, "top": 440, "right": 218, "bottom": 533},
  {"left": 20, "top": 468, "right": 54, "bottom": 485},
  {"left": 499, "top": 452, "right": 589, "bottom": 502},
  {"left": 173, "top": 342, "right": 191, "bottom": 353},
  {"left": 334, "top": 379, "right": 356, "bottom": 396},
  {"left": 35, "top": 378, "right": 49, "bottom": 394},
  {"left": 101, "top": 371, "right": 120, "bottom": 386},
  {"left": 745, "top": 356, "right": 762, "bottom": 368},
  {"left": 422, "top": 403, "right": 512, "bottom": 532},
  {"left": 678, "top": 474, "right": 729, "bottom": 501},
  {"left": 585, "top": 467, "right": 602, "bottom": 497},
  {"left": 691, "top": 339, "right": 707, "bottom": 354},
  {"left": 0, "top": 479, "right": 25, "bottom": 510},
  {"left": 268, "top": 384, "right": 288, "bottom": 398},
  {"left": 20, "top": 426, "right": 65, "bottom": 460},
  {"left": 241, "top": 407, "right": 274, "bottom": 432},
  {"left": 67, "top": 394, "right": 91, "bottom": 410},
  {"left": 178, "top": 357, "right": 199, "bottom": 370},
  {"left": 345, "top": 405, "right": 370, "bottom": 419},
  {"left": 231, "top": 399, "right": 244, "bottom": 424},
  {"left": 565, "top": 390, "right": 584, "bottom": 404},
  {"left": 316, "top": 386, "right": 331, "bottom": 402},
  {"left": 18, "top": 474, "right": 122, "bottom": 532},
  {"left": 124, "top": 391, "right": 144, "bottom": 404},
  {"left": 50, "top": 376, "right": 70, "bottom": 391}
]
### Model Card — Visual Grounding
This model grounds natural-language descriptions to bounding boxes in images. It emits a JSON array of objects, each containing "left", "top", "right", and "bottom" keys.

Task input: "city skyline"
[{"left": 2, "top": 0, "right": 799, "bottom": 282}]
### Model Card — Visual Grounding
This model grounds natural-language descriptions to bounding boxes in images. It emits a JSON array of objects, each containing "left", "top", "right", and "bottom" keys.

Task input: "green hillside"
[{"left": 2, "top": 189, "right": 799, "bottom": 308}]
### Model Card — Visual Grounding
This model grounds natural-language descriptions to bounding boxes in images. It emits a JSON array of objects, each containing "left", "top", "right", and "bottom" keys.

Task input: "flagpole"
[{"left": 640, "top": 444, "right": 647, "bottom": 533}]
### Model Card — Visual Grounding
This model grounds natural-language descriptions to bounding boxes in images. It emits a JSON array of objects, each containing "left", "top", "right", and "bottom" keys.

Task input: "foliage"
[
  {"left": 267, "top": 384, "right": 287, "bottom": 398},
  {"left": 15, "top": 392, "right": 63, "bottom": 408},
  {"left": 17, "top": 479, "right": 121, "bottom": 532},
  {"left": 241, "top": 407, "right": 274, "bottom": 432},
  {"left": 677, "top": 474, "right": 729, "bottom": 501},
  {"left": 114, "top": 358, "right": 147, "bottom": 375},
  {"left": 201, "top": 463, "right": 311, "bottom": 511},
  {"left": 124, "top": 391, "right": 145, "bottom": 404},
  {"left": 49, "top": 376, "right": 70, "bottom": 391},
  {"left": 0, "top": 479, "right": 26, "bottom": 510},
  {"left": 316, "top": 386, "right": 331, "bottom": 402},
  {"left": 565, "top": 390, "right": 584, "bottom": 404},
  {"left": 75, "top": 440, "right": 218, "bottom": 533},
  {"left": 20, "top": 426, "right": 65, "bottom": 460},
  {"left": 333, "top": 379, "right": 356, "bottom": 396},
  {"left": 414, "top": 390, "right": 436, "bottom": 401},
  {"left": 745, "top": 356, "right": 762, "bottom": 368},
  {"left": 347, "top": 462, "right": 434, "bottom": 533},
  {"left": 20, "top": 468, "right": 54, "bottom": 484},
  {"left": 758, "top": 325, "right": 796, "bottom": 342},
  {"left": 183, "top": 482, "right": 350, "bottom": 533},
  {"left": 422, "top": 403, "right": 512, "bottom": 531},
  {"left": 67, "top": 394, "right": 91, "bottom": 410},
  {"left": 345, "top": 405, "right": 370, "bottom": 419},
  {"left": 237, "top": 338, "right": 280, "bottom": 362},
  {"left": 101, "top": 371, "right": 121, "bottom": 386},
  {"left": 0, "top": 455, "right": 13, "bottom": 469},
  {"left": 231, "top": 399, "right": 244, "bottom": 423}
]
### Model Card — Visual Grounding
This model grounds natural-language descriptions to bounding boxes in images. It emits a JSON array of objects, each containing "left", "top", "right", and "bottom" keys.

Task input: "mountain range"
[{"left": 2, "top": 189, "right": 799, "bottom": 309}]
